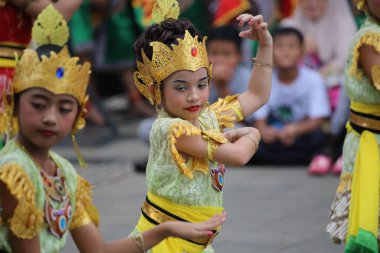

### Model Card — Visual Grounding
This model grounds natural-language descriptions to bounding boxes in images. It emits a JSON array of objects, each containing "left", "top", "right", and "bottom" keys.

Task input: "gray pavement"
[{"left": 56, "top": 118, "right": 344, "bottom": 253}]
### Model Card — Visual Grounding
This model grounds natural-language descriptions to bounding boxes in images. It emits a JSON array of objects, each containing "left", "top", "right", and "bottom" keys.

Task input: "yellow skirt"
[{"left": 136, "top": 192, "right": 224, "bottom": 253}]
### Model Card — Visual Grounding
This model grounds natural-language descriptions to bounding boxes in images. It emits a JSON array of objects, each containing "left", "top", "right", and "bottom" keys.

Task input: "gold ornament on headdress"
[
  {"left": 152, "top": 0, "right": 180, "bottom": 23},
  {"left": 32, "top": 5, "right": 70, "bottom": 47},
  {"left": 13, "top": 5, "right": 90, "bottom": 104},
  {"left": 13, "top": 47, "right": 90, "bottom": 106},
  {"left": 8, "top": 5, "right": 90, "bottom": 167},
  {"left": 133, "top": 0, "right": 211, "bottom": 106}
]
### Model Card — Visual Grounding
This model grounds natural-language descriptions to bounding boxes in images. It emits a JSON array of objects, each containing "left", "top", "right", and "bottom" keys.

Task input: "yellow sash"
[
  {"left": 345, "top": 102, "right": 380, "bottom": 253},
  {"left": 136, "top": 192, "right": 224, "bottom": 253}
]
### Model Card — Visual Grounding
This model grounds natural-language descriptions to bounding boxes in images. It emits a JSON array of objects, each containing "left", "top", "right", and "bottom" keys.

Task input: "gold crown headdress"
[
  {"left": 3, "top": 5, "right": 90, "bottom": 166},
  {"left": 13, "top": 5, "right": 90, "bottom": 110},
  {"left": 133, "top": 0, "right": 211, "bottom": 106}
]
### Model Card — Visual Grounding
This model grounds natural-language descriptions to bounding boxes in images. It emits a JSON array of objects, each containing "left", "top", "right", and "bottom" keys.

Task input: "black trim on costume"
[
  {"left": 140, "top": 207, "right": 206, "bottom": 246},
  {"left": 145, "top": 196, "right": 188, "bottom": 222},
  {"left": 141, "top": 196, "right": 218, "bottom": 246},
  {"left": 141, "top": 207, "right": 159, "bottom": 225},
  {"left": 0, "top": 44, "right": 26, "bottom": 50},
  {"left": 350, "top": 109, "right": 380, "bottom": 120},
  {"left": 350, "top": 121, "right": 380, "bottom": 134},
  {"left": 0, "top": 55, "right": 16, "bottom": 60}
]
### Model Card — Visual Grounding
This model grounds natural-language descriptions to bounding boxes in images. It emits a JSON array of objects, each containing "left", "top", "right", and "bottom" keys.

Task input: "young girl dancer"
[
  {"left": 0, "top": 5, "right": 226, "bottom": 253},
  {"left": 326, "top": 0, "right": 380, "bottom": 252},
  {"left": 131, "top": 0, "right": 273, "bottom": 252}
]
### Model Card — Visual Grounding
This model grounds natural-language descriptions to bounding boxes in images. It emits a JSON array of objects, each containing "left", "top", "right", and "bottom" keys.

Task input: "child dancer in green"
[{"left": 0, "top": 5, "right": 226, "bottom": 253}]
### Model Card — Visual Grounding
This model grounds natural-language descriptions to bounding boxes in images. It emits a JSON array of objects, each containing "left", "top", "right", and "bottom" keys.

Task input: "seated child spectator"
[
  {"left": 250, "top": 27, "right": 331, "bottom": 165},
  {"left": 207, "top": 25, "right": 254, "bottom": 123}
]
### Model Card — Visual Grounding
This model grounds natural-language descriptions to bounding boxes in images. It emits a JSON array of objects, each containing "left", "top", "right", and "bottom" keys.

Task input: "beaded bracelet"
[
  {"left": 131, "top": 231, "right": 147, "bottom": 253},
  {"left": 244, "top": 134, "right": 259, "bottom": 150},
  {"left": 251, "top": 58, "right": 275, "bottom": 68}
]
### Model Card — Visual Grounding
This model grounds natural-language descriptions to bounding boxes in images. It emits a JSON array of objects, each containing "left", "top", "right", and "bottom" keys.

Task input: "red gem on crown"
[{"left": 191, "top": 47, "right": 198, "bottom": 57}]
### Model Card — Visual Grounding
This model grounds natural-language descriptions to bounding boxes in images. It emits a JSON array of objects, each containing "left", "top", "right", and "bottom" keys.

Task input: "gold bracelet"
[
  {"left": 131, "top": 231, "right": 147, "bottom": 253},
  {"left": 244, "top": 134, "right": 259, "bottom": 150},
  {"left": 251, "top": 58, "right": 274, "bottom": 68}
]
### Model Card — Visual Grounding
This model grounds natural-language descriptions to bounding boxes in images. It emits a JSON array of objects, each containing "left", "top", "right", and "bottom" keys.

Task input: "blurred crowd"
[{"left": 50, "top": 0, "right": 368, "bottom": 171}]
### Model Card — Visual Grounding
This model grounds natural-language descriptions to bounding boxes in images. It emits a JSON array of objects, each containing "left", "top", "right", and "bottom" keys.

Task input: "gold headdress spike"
[
  {"left": 152, "top": 0, "right": 180, "bottom": 24},
  {"left": 32, "top": 4, "right": 69, "bottom": 47},
  {"left": 11, "top": 5, "right": 90, "bottom": 167},
  {"left": 133, "top": 31, "right": 211, "bottom": 106}
]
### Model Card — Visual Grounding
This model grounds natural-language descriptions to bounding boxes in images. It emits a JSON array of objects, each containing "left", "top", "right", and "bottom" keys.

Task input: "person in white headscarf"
[{"left": 281, "top": 0, "right": 357, "bottom": 73}]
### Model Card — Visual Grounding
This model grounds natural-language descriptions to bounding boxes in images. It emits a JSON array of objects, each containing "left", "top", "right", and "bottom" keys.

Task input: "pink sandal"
[
  {"left": 331, "top": 156, "right": 343, "bottom": 175},
  {"left": 308, "top": 155, "right": 332, "bottom": 175}
]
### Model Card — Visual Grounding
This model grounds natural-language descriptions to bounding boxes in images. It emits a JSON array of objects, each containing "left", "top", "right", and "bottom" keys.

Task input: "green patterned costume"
[
  {"left": 132, "top": 95, "right": 244, "bottom": 253},
  {"left": 326, "top": 17, "right": 380, "bottom": 248},
  {"left": 0, "top": 140, "right": 98, "bottom": 253}
]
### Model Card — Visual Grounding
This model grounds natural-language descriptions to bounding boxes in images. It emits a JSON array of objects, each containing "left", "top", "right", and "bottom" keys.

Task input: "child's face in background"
[
  {"left": 273, "top": 34, "right": 303, "bottom": 70},
  {"left": 162, "top": 68, "right": 209, "bottom": 124},
  {"left": 207, "top": 40, "right": 240, "bottom": 69},
  {"left": 16, "top": 88, "right": 79, "bottom": 150}
]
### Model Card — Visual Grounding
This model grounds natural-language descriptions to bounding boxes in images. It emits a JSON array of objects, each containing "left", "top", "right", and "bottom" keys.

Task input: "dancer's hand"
[
  {"left": 164, "top": 212, "right": 227, "bottom": 240},
  {"left": 236, "top": 14, "right": 272, "bottom": 46}
]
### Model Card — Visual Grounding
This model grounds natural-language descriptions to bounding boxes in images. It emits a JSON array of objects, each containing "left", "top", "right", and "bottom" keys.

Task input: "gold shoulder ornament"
[{"left": 371, "top": 65, "right": 380, "bottom": 91}]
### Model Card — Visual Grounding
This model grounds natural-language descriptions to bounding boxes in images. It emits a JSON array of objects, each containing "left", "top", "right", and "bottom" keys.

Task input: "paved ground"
[{"left": 56, "top": 115, "right": 345, "bottom": 253}]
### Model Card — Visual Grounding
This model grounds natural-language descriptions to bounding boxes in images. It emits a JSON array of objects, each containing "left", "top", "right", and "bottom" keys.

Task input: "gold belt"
[
  {"left": 141, "top": 198, "right": 219, "bottom": 246},
  {"left": 349, "top": 110, "right": 380, "bottom": 132},
  {"left": 0, "top": 42, "right": 26, "bottom": 61}
]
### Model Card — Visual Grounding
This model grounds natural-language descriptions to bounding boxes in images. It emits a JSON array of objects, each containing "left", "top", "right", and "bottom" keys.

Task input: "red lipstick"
[
  {"left": 186, "top": 105, "right": 200, "bottom": 112},
  {"left": 39, "top": 130, "right": 57, "bottom": 137}
]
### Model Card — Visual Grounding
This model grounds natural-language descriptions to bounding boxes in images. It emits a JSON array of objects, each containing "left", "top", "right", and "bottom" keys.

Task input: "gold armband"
[
  {"left": 370, "top": 65, "right": 380, "bottom": 91},
  {"left": 201, "top": 129, "right": 228, "bottom": 161},
  {"left": 251, "top": 58, "right": 274, "bottom": 68}
]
